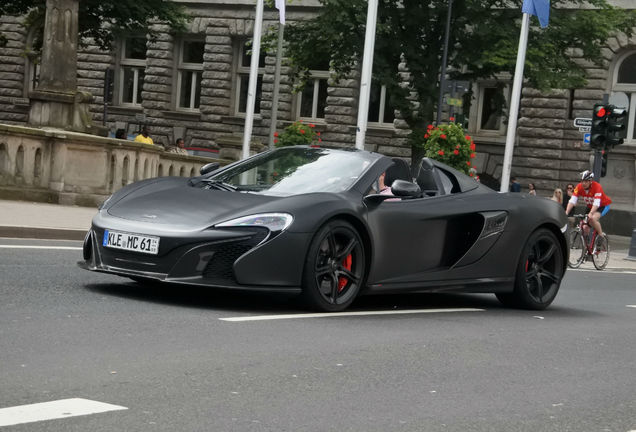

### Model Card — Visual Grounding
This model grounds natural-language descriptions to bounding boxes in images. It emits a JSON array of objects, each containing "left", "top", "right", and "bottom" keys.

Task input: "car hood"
[{"left": 107, "top": 179, "right": 281, "bottom": 228}]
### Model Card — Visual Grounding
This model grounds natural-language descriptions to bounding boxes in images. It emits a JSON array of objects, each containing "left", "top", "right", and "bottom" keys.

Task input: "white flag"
[{"left": 275, "top": 0, "right": 285, "bottom": 24}]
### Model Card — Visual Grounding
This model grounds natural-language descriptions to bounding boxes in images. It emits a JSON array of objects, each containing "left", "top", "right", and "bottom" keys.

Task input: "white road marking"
[
  {"left": 0, "top": 398, "right": 127, "bottom": 427},
  {"left": 220, "top": 308, "right": 485, "bottom": 322},
  {"left": 0, "top": 245, "right": 81, "bottom": 250},
  {"left": 627, "top": 305, "right": 636, "bottom": 308},
  {"left": 570, "top": 268, "right": 636, "bottom": 275}
]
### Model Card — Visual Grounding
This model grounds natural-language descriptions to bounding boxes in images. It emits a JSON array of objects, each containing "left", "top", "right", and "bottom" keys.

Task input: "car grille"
[{"left": 202, "top": 229, "right": 268, "bottom": 284}]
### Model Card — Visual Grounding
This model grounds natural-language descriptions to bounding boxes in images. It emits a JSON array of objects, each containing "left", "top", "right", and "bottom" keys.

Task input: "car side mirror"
[
  {"left": 391, "top": 179, "right": 422, "bottom": 198},
  {"left": 200, "top": 162, "right": 220, "bottom": 175}
]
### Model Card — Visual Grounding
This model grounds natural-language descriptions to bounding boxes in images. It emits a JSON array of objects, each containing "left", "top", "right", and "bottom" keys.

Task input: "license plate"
[{"left": 102, "top": 229, "right": 160, "bottom": 255}]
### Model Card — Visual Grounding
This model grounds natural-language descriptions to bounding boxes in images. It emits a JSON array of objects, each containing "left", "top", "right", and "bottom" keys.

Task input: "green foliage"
[
  {"left": 410, "top": 122, "right": 476, "bottom": 175},
  {"left": 0, "top": 0, "right": 189, "bottom": 51},
  {"left": 279, "top": 0, "right": 636, "bottom": 130},
  {"left": 275, "top": 121, "right": 321, "bottom": 147}
]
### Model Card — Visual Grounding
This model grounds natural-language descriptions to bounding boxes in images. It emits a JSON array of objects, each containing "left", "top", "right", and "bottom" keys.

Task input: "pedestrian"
[
  {"left": 550, "top": 188, "right": 563, "bottom": 204},
  {"left": 510, "top": 177, "right": 521, "bottom": 192},
  {"left": 563, "top": 183, "right": 574, "bottom": 213},
  {"left": 134, "top": 126, "right": 154, "bottom": 145},
  {"left": 115, "top": 128, "right": 126, "bottom": 139},
  {"left": 167, "top": 137, "right": 189, "bottom": 155},
  {"left": 528, "top": 183, "right": 537, "bottom": 196}
]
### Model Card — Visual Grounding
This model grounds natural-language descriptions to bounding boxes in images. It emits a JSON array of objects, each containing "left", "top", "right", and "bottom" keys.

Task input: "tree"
[
  {"left": 0, "top": 0, "right": 189, "bottom": 51},
  {"left": 279, "top": 0, "right": 636, "bottom": 133}
]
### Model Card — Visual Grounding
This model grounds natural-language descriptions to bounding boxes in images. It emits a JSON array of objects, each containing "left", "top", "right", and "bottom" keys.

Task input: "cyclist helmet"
[{"left": 581, "top": 170, "right": 594, "bottom": 181}]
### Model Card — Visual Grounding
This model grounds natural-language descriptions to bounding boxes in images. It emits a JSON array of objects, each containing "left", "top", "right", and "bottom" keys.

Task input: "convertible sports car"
[{"left": 79, "top": 146, "right": 569, "bottom": 312}]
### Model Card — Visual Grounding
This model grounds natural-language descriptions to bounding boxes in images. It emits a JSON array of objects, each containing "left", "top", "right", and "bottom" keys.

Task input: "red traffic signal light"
[
  {"left": 595, "top": 106, "right": 607, "bottom": 118},
  {"left": 590, "top": 103, "right": 610, "bottom": 149}
]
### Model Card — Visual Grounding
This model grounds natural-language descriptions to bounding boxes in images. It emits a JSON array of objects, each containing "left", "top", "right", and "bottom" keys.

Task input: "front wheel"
[
  {"left": 592, "top": 234, "right": 610, "bottom": 270},
  {"left": 301, "top": 220, "right": 366, "bottom": 312},
  {"left": 500, "top": 228, "right": 564, "bottom": 310},
  {"left": 567, "top": 229, "right": 586, "bottom": 268}
]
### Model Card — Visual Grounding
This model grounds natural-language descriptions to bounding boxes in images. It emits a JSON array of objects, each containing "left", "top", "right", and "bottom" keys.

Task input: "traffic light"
[
  {"left": 590, "top": 103, "right": 609, "bottom": 149},
  {"left": 600, "top": 151, "right": 608, "bottom": 177},
  {"left": 606, "top": 106, "right": 627, "bottom": 148}
]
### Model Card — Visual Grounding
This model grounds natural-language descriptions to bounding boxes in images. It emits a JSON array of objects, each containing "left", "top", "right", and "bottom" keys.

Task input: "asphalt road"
[{"left": 1, "top": 239, "right": 635, "bottom": 432}]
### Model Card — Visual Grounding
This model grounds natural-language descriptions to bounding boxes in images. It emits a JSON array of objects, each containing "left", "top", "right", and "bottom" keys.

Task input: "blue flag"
[{"left": 522, "top": 0, "right": 550, "bottom": 28}]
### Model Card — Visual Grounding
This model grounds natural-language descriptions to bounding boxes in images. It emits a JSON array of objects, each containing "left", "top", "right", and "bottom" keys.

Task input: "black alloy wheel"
[
  {"left": 498, "top": 228, "right": 564, "bottom": 310},
  {"left": 302, "top": 220, "right": 366, "bottom": 312}
]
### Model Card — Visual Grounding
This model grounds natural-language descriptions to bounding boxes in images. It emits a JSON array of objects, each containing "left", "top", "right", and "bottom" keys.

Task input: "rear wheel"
[
  {"left": 499, "top": 228, "right": 564, "bottom": 310},
  {"left": 592, "top": 234, "right": 610, "bottom": 270},
  {"left": 567, "top": 229, "right": 585, "bottom": 268},
  {"left": 301, "top": 220, "right": 366, "bottom": 312}
]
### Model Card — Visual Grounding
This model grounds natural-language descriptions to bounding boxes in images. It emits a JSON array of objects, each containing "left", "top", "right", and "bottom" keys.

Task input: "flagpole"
[
  {"left": 355, "top": 0, "right": 379, "bottom": 150},
  {"left": 268, "top": 23, "right": 284, "bottom": 149},
  {"left": 500, "top": 13, "right": 530, "bottom": 192},
  {"left": 242, "top": 0, "right": 264, "bottom": 160}
]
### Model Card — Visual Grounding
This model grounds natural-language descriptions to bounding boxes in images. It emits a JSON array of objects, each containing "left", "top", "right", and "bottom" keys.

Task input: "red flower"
[
  {"left": 309, "top": 124, "right": 315, "bottom": 128},
  {"left": 427, "top": 124, "right": 434, "bottom": 130},
  {"left": 440, "top": 134, "right": 447, "bottom": 139},
  {"left": 424, "top": 134, "right": 430, "bottom": 139},
  {"left": 274, "top": 132, "right": 279, "bottom": 137},
  {"left": 438, "top": 150, "right": 445, "bottom": 156},
  {"left": 456, "top": 145, "right": 460, "bottom": 149},
  {"left": 318, "top": 138, "right": 322, "bottom": 142},
  {"left": 470, "top": 143, "right": 476, "bottom": 151},
  {"left": 467, "top": 161, "right": 471, "bottom": 166},
  {"left": 274, "top": 138, "right": 278, "bottom": 143},
  {"left": 465, "top": 135, "right": 471, "bottom": 140},
  {"left": 470, "top": 153, "right": 476, "bottom": 158},
  {"left": 317, "top": 132, "right": 321, "bottom": 136},
  {"left": 300, "top": 129, "right": 306, "bottom": 134},
  {"left": 453, "top": 149, "right": 459, "bottom": 155},
  {"left": 469, "top": 172, "right": 474, "bottom": 177},
  {"left": 449, "top": 117, "right": 455, "bottom": 122}
]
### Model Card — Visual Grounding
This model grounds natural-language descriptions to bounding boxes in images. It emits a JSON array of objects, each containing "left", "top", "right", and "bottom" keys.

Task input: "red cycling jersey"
[{"left": 569, "top": 181, "right": 612, "bottom": 209}]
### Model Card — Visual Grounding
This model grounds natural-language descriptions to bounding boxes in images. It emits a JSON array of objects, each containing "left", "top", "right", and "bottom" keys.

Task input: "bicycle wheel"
[
  {"left": 592, "top": 234, "right": 610, "bottom": 270},
  {"left": 567, "top": 229, "right": 586, "bottom": 268}
]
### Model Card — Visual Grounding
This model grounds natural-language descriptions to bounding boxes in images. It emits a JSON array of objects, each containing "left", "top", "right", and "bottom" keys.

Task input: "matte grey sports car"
[{"left": 79, "top": 146, "right": 569, "bottom": 312}]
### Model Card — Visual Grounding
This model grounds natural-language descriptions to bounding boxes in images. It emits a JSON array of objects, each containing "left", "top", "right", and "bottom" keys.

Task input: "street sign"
[
  {"left": 579, "top": 127, "right": 591, "bottom": 132},
  {"left": 584, "top": 133, "right": 590, "bottom": 144},
  {"left": 574, "top": 118, "right": 591, "bottom": 128},
  {"left": 446, "top": 97, "right": 463, "bottom": 107}
]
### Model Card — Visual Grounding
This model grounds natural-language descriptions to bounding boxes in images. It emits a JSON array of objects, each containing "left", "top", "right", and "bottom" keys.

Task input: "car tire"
[
  {"left": 301, "top": 219, "right": 366, "bottom": 312},
  {"left": 500, "top": 228, "right": 564, "bottom": 310}
]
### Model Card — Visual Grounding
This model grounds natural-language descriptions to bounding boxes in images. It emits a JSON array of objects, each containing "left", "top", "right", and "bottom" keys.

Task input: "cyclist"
[{"left": 565, "top": 170, "right": 612, "bottom": 238}]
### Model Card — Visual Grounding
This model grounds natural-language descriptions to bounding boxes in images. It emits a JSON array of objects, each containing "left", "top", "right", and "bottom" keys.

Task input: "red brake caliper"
[{"left": 338, "top": 254, "right": 353, "bottom": 292}]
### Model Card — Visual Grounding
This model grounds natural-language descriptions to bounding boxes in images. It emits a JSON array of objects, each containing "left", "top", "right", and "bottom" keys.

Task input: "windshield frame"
[{"left": 207, "top": 146, "right": 381, "bottom": 197}]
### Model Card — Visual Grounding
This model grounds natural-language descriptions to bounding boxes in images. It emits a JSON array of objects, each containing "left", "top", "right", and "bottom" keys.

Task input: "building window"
[
  {"left": 368, "top": 81, "right": 395, "bottom": 126},
  {"left": 177, "top": 39, "right": 204, "bottom": 110},
  {"left": 297, "top": 73, "right": 329, "bottom": 120},
  {"left": 475, "top": 83, "right": 509, "bottom": 133},
  {"left": 235, "top": 41, "right": 265, "bottom": 115},
  {"left": 118, "top": 37, "right": 146, "bottom": 106},
  {"left": 612, "top": 51, "right": 636, "bottom": 143}
]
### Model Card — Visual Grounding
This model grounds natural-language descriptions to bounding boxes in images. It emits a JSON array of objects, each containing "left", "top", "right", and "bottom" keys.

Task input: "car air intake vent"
[{"left": 202, "top": 229, "right": 268, "bottom": 284}]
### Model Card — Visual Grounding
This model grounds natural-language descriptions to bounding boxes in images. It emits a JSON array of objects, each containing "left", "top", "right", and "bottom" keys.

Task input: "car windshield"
[{"left": 209, "top": 147, "right": 375, "bottom": 196}]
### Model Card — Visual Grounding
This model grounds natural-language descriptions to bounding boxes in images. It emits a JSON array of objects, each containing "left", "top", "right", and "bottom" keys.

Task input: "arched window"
[
  {"left": 612, "top": 51, "right": 636, "bottom": 143},
  {"left": 24, "top": 26, "right": 42, "bottom": 96}
]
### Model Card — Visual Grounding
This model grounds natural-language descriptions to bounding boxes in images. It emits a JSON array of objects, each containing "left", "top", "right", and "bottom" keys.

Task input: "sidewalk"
[{"left": 1, "top": 198, "right": 635, "bottom": 270}]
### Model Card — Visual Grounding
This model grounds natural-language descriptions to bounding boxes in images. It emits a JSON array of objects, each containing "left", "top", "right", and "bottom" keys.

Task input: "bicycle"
[{"left": 567, "top": 213, "right": 610, "bottom": 270}]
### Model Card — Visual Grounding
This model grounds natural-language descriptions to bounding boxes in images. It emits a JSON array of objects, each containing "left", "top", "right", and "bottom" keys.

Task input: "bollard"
[{"left": 627, "top": 229, "right": 636, "bottom": 261}]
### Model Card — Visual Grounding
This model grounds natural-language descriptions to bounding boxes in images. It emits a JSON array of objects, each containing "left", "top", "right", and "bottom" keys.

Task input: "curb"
[{"left": 0, "top": 226, "right": 87, "bottom": 241}]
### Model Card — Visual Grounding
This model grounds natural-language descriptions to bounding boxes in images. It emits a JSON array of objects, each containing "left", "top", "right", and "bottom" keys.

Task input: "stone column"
[{"left": 28, "top": 0, "right": 96, "bottom": 133}]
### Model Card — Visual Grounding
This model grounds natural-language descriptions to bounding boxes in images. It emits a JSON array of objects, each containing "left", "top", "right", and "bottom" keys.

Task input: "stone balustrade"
[{"left": 0, "top": 123, "right": 230, "bottom": 207}]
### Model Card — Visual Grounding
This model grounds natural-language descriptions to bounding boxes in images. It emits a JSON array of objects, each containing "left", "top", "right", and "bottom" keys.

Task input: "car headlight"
[{"left": 215, "top": 213, "right": 294, "bottom": 235}]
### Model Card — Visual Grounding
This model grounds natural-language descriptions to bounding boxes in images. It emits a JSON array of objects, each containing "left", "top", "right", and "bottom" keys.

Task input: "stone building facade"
[{"left": 0, "top": 0, "right": 635, "bottom": 232}]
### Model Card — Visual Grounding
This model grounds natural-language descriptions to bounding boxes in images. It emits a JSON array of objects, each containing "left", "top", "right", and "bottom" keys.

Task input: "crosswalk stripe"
[{"left": 0, "top": 398, "right": 127, "bottom": 427}]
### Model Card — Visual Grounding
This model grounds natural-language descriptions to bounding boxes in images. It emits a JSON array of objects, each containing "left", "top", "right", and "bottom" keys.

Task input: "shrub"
[
  {"left": 274, "top": 120, "right": 321, "bottom": 147},
  {"left": 410, "top": 121, "right": 477, "bottom": 176}
]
